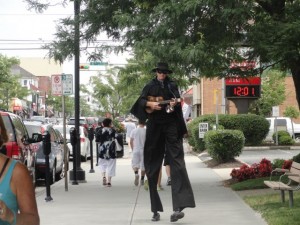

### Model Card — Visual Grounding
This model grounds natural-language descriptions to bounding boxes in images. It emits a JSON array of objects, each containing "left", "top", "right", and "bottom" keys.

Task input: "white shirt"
[
  {"left": 130, "top": 127, "right": 146, "bottom": 152},
  {"left": 125, "top": 121, "right": 136, "bottom": 138},
  {"left": 182, "top": 102, "right": 192, "bottom": 122}
]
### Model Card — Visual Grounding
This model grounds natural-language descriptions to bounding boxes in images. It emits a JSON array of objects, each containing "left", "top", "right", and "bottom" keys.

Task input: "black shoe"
[
  {"left": 151, "top": 213, "right": 160, "bottom": 222},
  {"left": 170, "top": 211, "right": 184, "bottom": 222}
]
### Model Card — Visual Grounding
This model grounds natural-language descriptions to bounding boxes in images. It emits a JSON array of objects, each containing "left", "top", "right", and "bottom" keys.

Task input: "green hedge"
[
  {"left": 187, "top": 114, "right": 269, "bottom": 152},
  {"left": 204, "top": 129, "right": 245, "bottom": 162},
  {"left": 272, "top": 130, "right": 295, "bottom": 145}
]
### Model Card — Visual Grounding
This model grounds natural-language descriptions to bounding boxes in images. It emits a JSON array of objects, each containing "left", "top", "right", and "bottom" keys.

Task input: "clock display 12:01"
[{"left": 226, "top": 85, "right": 260, "bottom": 98}]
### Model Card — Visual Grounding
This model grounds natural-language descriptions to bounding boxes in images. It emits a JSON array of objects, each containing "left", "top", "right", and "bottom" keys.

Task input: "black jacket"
[{"left": 130, "top": 77, "right": 187, "bottom": 137}]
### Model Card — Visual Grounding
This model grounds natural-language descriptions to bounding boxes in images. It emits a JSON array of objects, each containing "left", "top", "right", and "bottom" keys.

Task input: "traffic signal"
[{"left": 79, "top": 65, "right": 89, "bottom": 70}]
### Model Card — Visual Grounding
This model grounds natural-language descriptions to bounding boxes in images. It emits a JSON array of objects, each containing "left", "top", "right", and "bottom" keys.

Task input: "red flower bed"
[{"left": 230, "top": 158, "right": 272, "bottom": 182}]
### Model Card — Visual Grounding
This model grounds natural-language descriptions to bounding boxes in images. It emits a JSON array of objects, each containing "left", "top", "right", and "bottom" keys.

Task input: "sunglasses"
[{"left": 157, "top": 70, "right": 169, "bottom": 74}]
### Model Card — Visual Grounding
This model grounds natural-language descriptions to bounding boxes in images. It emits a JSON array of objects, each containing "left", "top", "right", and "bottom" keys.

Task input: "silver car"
[
  {"left": 24, "top": 120, "right": 65, "bottom": 184},
  {"left": 53, "top": 125, "right": 90, "bottom": 162}
]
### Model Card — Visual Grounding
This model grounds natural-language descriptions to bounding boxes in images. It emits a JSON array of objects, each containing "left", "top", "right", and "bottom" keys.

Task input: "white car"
[
  {"left": 265, "top": 117, "right": 300, "bottom": 142},
  {"left": 53, "top": 125, "right": 90, "bottom": 162}
]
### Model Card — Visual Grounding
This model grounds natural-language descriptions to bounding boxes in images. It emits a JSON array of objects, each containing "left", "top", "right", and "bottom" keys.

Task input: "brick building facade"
[{"left": 192, "top": 76, "right": 300, "bottom": 123}]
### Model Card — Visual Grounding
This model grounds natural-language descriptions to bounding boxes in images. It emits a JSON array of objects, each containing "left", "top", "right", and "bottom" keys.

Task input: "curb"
[{"left": 243, "top": 146, "right": 300, "bottom": 151}]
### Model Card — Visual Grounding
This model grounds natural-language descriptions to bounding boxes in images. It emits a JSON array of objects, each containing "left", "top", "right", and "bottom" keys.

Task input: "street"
[{"left": 237, "top": 148, "right": 300, "bottom": 165}]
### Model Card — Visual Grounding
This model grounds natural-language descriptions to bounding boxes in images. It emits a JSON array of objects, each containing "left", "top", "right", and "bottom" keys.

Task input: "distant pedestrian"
[
  {"left": 130, "top": 120, "right": 146, "bottom": 186},
  {"left": 98, "top": 118, "right": 117, "bottom": 187},
  {"left": 182, "top": 97, "right": 192, "bottom": 123},
  {"left": 125, "top": 117, "right": 136, "bottom": 151}
]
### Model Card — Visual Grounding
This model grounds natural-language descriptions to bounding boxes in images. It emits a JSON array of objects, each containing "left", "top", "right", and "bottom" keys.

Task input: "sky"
[{"left": 0, "top": 0, "right": 131, "bottom": 84}]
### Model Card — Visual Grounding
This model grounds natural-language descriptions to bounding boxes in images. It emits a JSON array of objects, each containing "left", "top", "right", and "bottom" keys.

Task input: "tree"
[
  {"left": 46, "top": 93, "right": 75, "bottom": 117},
  {"left": 249, "top": 70, "right": 286, "bottom": 116},
  {"left": 0, "top": 55, "right": 29, "bottom": 110},
  {"left": 284, "top": 106, "right": 300, "bottom": 120},
  {"left": 89, "top": 68, "right": 133, "bottom": 118},
  {"left": 26, "top": 1, "right": 300, "bottom": 109}
]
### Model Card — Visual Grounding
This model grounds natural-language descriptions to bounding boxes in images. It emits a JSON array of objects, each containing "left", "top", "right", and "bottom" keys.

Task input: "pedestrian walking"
[
  {"left": 182, "top": 97, "right": 192, "bottom": 123},
  {"left": 130, "top": 120, "right": 146, "bottom": 186},
  {"left": 130, "top": 62, "right": 195, "bottom": 222},
  {"left": 125, "top": 117, "right": 136, "bottom": 151},
  {"left": 98, "top": 118, "right": 117, "bottom": 187}
]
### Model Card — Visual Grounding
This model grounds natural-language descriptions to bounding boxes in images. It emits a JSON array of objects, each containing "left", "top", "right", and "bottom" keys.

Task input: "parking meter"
[
  {"left": 70, "top": 127, "right": 78, "bottom": 146},
  {"left": 88, "top": 127, "right": 95, "bottom": 173},
  {"left": 70, "top": 127, "right": 78, "bottom": 185},
  {"left": 94, "top": 126, "right": 102, "bottom": 166},
  {"left": 42, "top": 131, "right": 53, "bottom": 202},
  {"left": 43, "top": 132, "right": 51, "bottom": 155},
  {"left": 88, "top": 127, "right": 94, "bottom": 141}
]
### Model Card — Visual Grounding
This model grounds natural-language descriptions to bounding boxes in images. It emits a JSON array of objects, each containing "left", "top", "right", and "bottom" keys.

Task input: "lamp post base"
[{"left": 69, "top": 168, "right": 86, "bottom": 183}]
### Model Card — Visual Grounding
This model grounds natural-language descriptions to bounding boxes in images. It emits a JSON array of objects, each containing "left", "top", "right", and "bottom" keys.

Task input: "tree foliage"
[
  {"left": 0, "top": 55, "right": 30, "bottom": 110},
  {"left": 46, "top": 93, "right": 75, "bottom": 117},
  {"left": 25, "top": 0, "right": 300, "bottom": 108},
  {"left": 90, "top": 68, "right": 132, "bottom": 118},
  {"left": 284, "top": 106, "right": 300, "bottom": 119},
  {"left": 249, "top": 70, "right": 286, "bottom": 116}
]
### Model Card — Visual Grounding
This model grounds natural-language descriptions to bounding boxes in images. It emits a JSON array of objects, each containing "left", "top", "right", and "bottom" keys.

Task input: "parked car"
[
  {"left": 86, "top": 117, "right": 98, "bottom": 129},
  {"left": 0, "top": 111, "right": 36, "bottom": 185},
  {"left": 30, "top": 116, "right": 49, "bottom": 124},
  {"left": 265, "top": 117, "right": 300, "bottom": 142},
  {"left": 53, "top": 125, "right": 90, "bottom": 162},
  {"left": 67, "top": 117, "right": 89, "bottom": 130},
  {"left": 24, "top": 120, "right": 65, "bottom": 184}
]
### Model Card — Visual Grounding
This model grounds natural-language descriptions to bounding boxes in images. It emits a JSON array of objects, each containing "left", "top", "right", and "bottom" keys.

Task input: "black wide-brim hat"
[{"left": 151, "top": 62, "right": 173, "bottom": 74}]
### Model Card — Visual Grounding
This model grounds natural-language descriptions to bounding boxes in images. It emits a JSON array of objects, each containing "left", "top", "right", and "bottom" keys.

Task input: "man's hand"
[
  {"left": 148, "top": 101, "right": 162, "bottom": 111},
  {"left": 169, "top": 98, "right": 177, "bottom": 107}
]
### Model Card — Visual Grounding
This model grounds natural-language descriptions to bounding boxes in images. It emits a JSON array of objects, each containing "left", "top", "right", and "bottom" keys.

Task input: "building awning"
[
  {"left": 11, "top": 98, "right": 23, "bottom": 111},
  {"left": 11, "top": 98, "right": 29, "bottom": 111},
  {"left": 182, "top": 87, "right": 193, "bottom": 97}
]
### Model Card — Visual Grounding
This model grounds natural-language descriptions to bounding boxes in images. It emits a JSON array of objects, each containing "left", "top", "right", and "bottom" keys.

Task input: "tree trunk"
[{"left": 291, "top": 65, "right": 300, "bottom": 110}]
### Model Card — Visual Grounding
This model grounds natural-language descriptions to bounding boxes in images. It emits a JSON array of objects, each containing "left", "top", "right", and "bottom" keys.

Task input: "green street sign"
[
  {"left": 89, "top": 61, "right": 108, "bottom": 66},
  {"left": 61, "top": 74, "right": 73, "bottom": 95}
]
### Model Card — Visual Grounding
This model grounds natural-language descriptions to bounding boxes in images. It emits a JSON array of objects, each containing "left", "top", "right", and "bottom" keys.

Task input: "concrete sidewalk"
[{"left": 36, "top": 149, "right": 267, "bottom": 225}]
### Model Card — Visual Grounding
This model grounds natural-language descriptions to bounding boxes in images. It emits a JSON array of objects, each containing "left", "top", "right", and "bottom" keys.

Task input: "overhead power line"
[{"left": 0, "top": 13, "right": 72, "bottom": 16}]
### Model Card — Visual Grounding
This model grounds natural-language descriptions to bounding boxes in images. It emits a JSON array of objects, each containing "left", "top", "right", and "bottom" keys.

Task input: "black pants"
[{"left": 144, "top": 120, "right": 195, "bottom": 213}]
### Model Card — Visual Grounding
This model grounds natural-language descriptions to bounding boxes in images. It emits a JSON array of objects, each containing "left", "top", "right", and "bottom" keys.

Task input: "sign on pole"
[
  {"left": 51, "top": 75, "right": 62, "bottom": 96},
  {"left": 62, "top": 74, "right": 73, "bottom": 95},
  {"left": 272, "top": 106, "right": 280, "bottom": 117},
  {"left": 199, "top": 123, "right": 209, "bottom": 138}
]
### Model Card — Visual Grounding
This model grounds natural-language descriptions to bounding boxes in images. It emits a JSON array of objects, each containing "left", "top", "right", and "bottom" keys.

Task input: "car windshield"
[
  {"left": 25, "top": 124, "right": 41, "bottom": 136},
  {"left": 55, "top": 126, "right": 71, "bottom": 135},
  {"left": 31, "top": 116, "right": 48, "bottom": 123},
  {"left": 67, "top": 119, "right": 86, "bottom": 126}
]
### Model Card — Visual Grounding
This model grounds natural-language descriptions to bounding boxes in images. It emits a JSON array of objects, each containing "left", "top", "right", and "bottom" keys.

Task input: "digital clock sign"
[
  {"left": 225, "top": 77, "right": 261, "bottom": 99},
  {"left": 225, "top": 85, "right": 260, "bottom": 98}
]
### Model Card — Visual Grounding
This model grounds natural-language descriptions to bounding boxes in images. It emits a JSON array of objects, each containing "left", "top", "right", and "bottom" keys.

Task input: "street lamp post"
[
  {"left": 69, "top": 0, "right": 86, "bottom": 183},
  {"left": 45, "top": 91, "right": 48, "bottom": 117}
]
